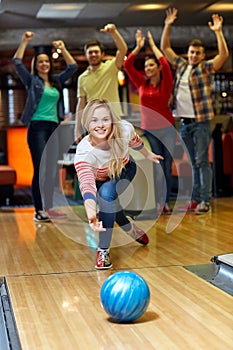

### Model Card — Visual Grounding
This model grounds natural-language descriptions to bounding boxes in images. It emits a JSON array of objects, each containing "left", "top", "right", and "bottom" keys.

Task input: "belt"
[{"left": 180, "top": 118, "right": 195, "bottom": 124}]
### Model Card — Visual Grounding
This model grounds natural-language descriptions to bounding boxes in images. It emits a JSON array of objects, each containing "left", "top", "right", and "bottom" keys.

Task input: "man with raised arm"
[
  {"left": 160, "top": 8, "right": 229, "bottom": 214},
  {"left": 74, "top": 23, "right": 127, "bottom": 142}
]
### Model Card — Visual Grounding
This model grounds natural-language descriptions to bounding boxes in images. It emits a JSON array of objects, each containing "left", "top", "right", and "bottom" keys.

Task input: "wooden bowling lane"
[
  {"left": 6, "top": 266, "right": 233, "bottom": 350},
  {"left": 0, "top": 197, "right": 233, "bottom": 349},
  {"left": 1, "top": 199, "right": 232, "bottom": 277}
]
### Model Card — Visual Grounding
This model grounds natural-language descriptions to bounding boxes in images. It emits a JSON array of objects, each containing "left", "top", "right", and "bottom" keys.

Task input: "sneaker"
[
  {"left": 195, "top": 201, "right": 211, "bottom": 215},
  {"left": 176, "top": 200, "right": 198, "bottom": 212},
  {"left": 156, "top": 203, "right": 171, "bottom": 215},
  {"left": 34, "top": 210, "right": 51, "bottom": 222},
  {"left": 127, "top": 224, "right": 149, "bottom": 245},
  {"left": 47, "top": 209, "right": 67, "bottom": 219},
  {"left": 95, "top": 249, "right": 112, "bottom": 270},
  {"left": 162, "top": 203, "right": 172, "bottom": 215}
]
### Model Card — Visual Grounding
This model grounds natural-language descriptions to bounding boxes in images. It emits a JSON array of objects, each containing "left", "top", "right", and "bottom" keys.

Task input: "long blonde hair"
[{"left": 81, "top": 99, "right": 125, "bottom": 179}]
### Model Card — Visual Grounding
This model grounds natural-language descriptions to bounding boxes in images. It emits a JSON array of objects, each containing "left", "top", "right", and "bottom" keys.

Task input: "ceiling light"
[
  {"left": 129, "top": 4, "right": 168, "bottom": 11},
  {"left": 205, "top": 3, "right": 233, "bottom": 11},
  {"left": 37, "top": 3, "right": 86, "bottom": 19},
  {"left": 52, "top": 52, "right": 59, "bottom": 59}
]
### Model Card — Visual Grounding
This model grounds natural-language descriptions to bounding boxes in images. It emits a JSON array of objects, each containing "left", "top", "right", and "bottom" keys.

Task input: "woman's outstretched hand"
[
  {"left": 88, "top": 218, "right": 106, "bottom": 232},
  {"left": 84, "top": 199, "right": 106, "bottom": 232},
  {"left": 146, "top": 151, "right": 164, "bottom": 164}
]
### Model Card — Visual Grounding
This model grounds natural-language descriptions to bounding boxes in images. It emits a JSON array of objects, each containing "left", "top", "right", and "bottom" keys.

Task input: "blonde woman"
[{"left": 74, "top": 99, "right": 163, "bottom": 269}]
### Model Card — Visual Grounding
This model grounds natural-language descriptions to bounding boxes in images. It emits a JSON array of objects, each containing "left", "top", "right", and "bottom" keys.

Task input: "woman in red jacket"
[{"left": 124, "top": 30, "right": 176, "bottom": 214}]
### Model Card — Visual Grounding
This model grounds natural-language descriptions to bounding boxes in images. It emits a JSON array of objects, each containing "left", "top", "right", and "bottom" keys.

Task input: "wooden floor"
[{"left": 0, "top": 197, "right": 233, "bottom": 350}]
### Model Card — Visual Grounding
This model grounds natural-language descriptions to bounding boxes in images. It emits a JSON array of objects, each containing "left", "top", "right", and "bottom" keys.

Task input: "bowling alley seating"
[{"left": 0, "top": 165, "right": 17, "bottom": 206}]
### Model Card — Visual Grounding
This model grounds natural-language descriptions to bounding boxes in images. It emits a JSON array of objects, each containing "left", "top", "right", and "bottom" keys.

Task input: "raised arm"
[
  {"left": 124, "top": 30, "right": 146, "bottom": 88},
  {"left": 14, "top": 32, "right": 34, "bottom": 59},
  {"left": 100, "top": 23, "right": 128, "bottom": 69},
  {"left": 160, "top": 8, "right": 179, "bottom": 64},
  {"left": 131, "top": 29, "right": 145, "bottom": 56},
  {"left": 147, "top": 31, "right": 163, "bottom": 60},
  {"left": 53, "top": 40, "right": 76, "bottom": 65},
  {"left": 208, "top": 14, "right": 229, "bottom": 71}
]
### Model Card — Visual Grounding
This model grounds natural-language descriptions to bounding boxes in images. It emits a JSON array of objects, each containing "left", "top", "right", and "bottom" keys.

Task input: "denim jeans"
[
  {"left": 96, "top": 158, "right": 136, "bottom": 249},
  {"left": 27, "top": 121, "right": 59, "bottom": 212},
  {"left": 143, "top": 125, "right": 176, "bottom": 205},
  {"left": 179, "top": 119, "right": 212, "bottom": 203}
]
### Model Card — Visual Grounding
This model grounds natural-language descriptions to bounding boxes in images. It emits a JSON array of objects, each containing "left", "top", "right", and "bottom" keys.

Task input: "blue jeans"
[
  {"left": 96, "top": 158, "right": 136, "bottom": 249},
  {"left": 27, "top": 121, "right": 59, "bottom": 212},
  {"left": 144, "top": 125, "right": 176, "bottom": 205},
  {"left": 179, "top": 120, "right": 212, "bottom": 203}
]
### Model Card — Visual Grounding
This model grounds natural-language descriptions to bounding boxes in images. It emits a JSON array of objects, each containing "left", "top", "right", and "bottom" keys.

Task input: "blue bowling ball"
[{"left": 100, "top": 271, "right": 150, "bottom": 322}]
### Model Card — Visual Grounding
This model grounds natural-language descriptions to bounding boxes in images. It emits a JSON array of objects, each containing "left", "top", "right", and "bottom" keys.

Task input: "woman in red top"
[{"left": 124, "top": 30, "right": 176, "bottom": 214}]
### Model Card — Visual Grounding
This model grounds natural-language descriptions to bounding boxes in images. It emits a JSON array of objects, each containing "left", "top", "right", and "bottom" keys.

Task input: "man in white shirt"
[{"left": 161, "top": 8, "right": 229, "bottom": 214}]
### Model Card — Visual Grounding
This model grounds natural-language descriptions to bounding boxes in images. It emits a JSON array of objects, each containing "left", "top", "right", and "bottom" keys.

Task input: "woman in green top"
[{"left": 13, "top": 32, "right": 78, "bottom": 222}]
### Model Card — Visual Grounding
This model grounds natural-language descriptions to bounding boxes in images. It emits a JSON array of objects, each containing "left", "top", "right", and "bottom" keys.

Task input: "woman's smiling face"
[
  {"left": 35, "top": 54, "right": 51, "bottom": 75},
  {"left": 144, "top": 58, "right": 160, "bottom": 79},
  {"left": 88, "top": 106, "right": 112, "bottom": 145}
]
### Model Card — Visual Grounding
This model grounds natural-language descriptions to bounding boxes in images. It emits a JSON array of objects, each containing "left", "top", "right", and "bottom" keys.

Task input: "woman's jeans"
[
  {"left": 179, "top": 119, "right": 212, "bottom": 203},
  {"left": 96, "top": 159, "right": 136, "bottom": 249},
  {"left": 143, "top": 125, "right": 176, "bottom": 205},
  {"left": 27, "top": 121, "right": 59, "bottom": 212}
]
